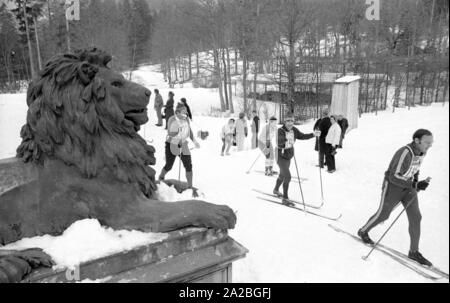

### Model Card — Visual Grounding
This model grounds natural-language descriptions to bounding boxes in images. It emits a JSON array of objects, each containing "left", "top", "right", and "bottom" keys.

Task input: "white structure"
[{"left": 331, "top": 75, "right": 361, "bottom": 131}]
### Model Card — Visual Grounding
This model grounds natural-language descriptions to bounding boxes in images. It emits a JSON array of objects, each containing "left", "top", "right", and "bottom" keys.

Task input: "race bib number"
[{"left": 285, "top": 131, "right": 295, "bottom": 148}]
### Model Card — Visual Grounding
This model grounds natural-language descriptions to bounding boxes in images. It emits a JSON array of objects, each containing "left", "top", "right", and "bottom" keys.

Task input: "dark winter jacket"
[
  {"left": 277, "top": 125, "right": 314, "bottom": 160},
  {"left": 164, "top": 97, "right": 175, "bottom": 119},
  {"left": 384, "top": 142, "right": 425, "bottom": 189},
  {"left": 252, "top": 116, "right": 260, "bottom": 133},
  {"left": 181, "top": 100, "right": 192, "bottom": 120},
  {"left": 317, "top": 117, "right": 331, "bottom": 150},
  {"left": 338, "top": 118, "right": 349, "bottom": 137}
]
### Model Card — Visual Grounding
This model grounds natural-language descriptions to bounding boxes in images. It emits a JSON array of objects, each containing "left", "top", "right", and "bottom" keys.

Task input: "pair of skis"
[
  {"left": 253, "top": 189, "right": 341, "bottom": 221},
  {"left": 252, "top": 170, "right": 308, "bottom": 183},
  {"left": 329, "top": 224, "right": 449, "bottom": 281}
]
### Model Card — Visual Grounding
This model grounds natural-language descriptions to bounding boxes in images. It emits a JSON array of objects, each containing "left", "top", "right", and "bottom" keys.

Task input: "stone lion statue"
[{"left": 0, "top": 47, "right": 236, "bottom": 282}]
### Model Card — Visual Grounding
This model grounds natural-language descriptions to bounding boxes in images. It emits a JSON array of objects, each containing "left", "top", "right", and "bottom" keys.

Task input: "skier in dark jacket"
[
  {"left": 180, "top": 97, "right": 192, "bottom": 121},
  {"left": 337, "top": 115, "right": 349, "bottom": 148},
  {"left": 358, "top": 129, "right": 434, "bottom": 266},
  {"left": 164, "top": 91, "right": 175, "bottom": 129},
  {"left": 274, "top": 114, "right": 319, "bottom": 206},
  {"left": 314, "top": 109, "right": 331, "bottom": 168}
]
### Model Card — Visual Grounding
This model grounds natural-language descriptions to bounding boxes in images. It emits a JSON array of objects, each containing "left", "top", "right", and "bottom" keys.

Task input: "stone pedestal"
[{"left": 23, "top": 228, "right": 247, "bottom": 283}]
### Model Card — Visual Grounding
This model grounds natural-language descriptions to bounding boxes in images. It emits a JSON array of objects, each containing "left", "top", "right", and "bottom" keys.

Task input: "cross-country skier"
[
  {"left": 164, "top": 91, "right": 175, "bottom": 130},
  {"left": 154, "top": 89, "right": 164, "bottom": 126},
  {"left": 235, "top": 112, "right": 248, "bottom": 151},
  {"left": 358, "top": 129, "right": 434, "bottom": 266},
  {"left": 273, "top": 114, "right": 320, "bottom": 206},
  {"left": 159, "top": 103, "right": 200, "bottom": 194},
  {"left": 221, "top": 118, "right": 235, "bottom": 156},
  {"left": 258, "top": 116, "right": 278, "bottom": 175},
  {"left": 251, "top": 110, "right": 260, "bottom": 149}
]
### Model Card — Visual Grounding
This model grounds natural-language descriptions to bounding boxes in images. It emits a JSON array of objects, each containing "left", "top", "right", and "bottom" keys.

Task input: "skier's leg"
[
  {"left": 221, "top": 138, "right": 226, "bottom": 154},
  {"left": 325, "top": 145, "right": 334, "bottom": 171},
  {"left": 282, "top": 159, "right": 292, "bottom": 198},
  {"left": 160, "top": 142, "right": 176, "bottom": 179},
  {"left": 360, "top": 181, "right": 401, "bottom": 233},
  {"left": 328, "top": 152, "right": 336, "bottom": 171},
  {"left": 181, "top": 154, "right": 193, "bottom": 188},
  {"left": 319, "top": 147, "right": 325, "bottom": 168},
  {"left": 274, "top": 158, "right": 285, "bottom": 192},
  {"left": 225, "top": 137, "right": 232, "bottom": 154},
  {"left": 402, "top": 191, "right": 422, "bottom": 252}
]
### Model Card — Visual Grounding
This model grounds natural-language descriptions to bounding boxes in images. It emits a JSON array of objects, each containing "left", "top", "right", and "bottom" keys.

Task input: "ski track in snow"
[{"left": 0, "top": 64, "right": 448, "bottom": 283}]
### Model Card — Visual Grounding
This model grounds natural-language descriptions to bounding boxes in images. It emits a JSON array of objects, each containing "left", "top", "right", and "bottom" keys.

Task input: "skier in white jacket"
[
  {"left": 258, "top": 116, "right": 278, "bottom": 175},
  {"left": 221, "top": 118, "right": 235, "bottom": 156},
  {"left": 325, "top": 115, "right": 342, "bottom": 173},
  {"left": 235, "top": 112, "right": 248, "bottom": 151}
]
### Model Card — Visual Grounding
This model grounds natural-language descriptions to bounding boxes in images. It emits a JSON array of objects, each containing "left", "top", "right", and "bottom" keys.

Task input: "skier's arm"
[
  {"left": 388, "top": 148, "right": 415, "bottom": 189},
  {"left": 293, "top": 127, "right": 315, "bottom": 140},
  {"left": 167, "top": 117, "right": 182, "bottom": 144},
  {"left": 413, "top": 171, "right": 419, "bottom": 183}
]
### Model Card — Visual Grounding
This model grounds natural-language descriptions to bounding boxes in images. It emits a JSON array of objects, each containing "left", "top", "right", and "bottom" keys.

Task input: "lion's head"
[{"left": 16, "top": 47, "right": 157, "bottom": 197}]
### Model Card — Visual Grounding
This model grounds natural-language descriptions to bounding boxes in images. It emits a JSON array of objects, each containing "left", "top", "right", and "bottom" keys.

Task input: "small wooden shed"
[{"left": 330, "top": 75, "right": 361, "bottom": 131}]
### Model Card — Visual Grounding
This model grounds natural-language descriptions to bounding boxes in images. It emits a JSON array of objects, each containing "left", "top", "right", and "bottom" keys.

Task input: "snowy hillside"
[{"left": 0, "top": 65, "right": 448, "bottom": 283}]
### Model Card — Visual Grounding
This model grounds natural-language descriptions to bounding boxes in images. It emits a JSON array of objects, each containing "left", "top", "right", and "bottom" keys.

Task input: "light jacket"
[{"left": 325, "top": 123, "right": 342, "bottom": 147}]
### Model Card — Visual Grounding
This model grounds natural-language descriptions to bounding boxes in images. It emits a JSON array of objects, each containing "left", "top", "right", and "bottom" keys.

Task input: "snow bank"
[{"left": 1, "top": 219, "right": 168, "bottom": 270}]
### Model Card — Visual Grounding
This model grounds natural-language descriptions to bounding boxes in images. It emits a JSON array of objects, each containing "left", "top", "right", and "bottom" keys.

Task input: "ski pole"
[
  {"left": 178, "top": 145, "right": 182, "bottom": 182},
  {"left": 246, "top": 152, "right": 262, "bottom": 174},
  {"left": 317, "top": 141, "right": 325, "bottom": 204},
  {"left": 293, "top": 153, "right": 306, "bottom": 213},
  {"left": 362, "top": 177, "right": 431, "bottom": 261}
]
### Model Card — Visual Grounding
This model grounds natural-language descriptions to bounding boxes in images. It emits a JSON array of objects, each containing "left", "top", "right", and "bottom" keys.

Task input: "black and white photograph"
[{"left": 0, "top": 0, "right": 448, "bottom": 287}]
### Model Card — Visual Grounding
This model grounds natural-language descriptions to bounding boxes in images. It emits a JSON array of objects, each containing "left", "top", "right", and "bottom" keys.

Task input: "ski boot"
[
  {"left": 408, "top": 251, "right": 433, "bottom": 266},
  {"left": 273, "top": 189, "right": 283, "bottom": 198},
  {"left": 282, "top": 197, "right": 295, "bottom": 207},
  {"left": 357, "top": 229, "right": 375, "bottom": 245}
]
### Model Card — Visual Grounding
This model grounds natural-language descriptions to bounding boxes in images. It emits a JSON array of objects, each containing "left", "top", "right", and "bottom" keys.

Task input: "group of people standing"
[
  {"left": 220, "top": 110, "right": 261, "bottom": 156},
  {"left": 314, "top": 109, "right": 349, "bottom": 173},
  {"left": 153, "top": 89, "right": 192, "bottom": 129}
]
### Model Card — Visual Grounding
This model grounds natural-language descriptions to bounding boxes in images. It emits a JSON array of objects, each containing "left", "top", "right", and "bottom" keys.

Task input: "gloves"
[
  {"left": 331, "top": 147, "right": 337, "bottom": 156},
  {"left": 266, "top": 141, "right": 271, "bottom": 148},
  {"left": 414, "top": 180, "right": 430, "bottom": 191}
]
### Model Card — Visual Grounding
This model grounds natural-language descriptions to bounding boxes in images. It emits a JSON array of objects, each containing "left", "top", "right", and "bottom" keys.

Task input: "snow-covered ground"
[{"left": 0, "top": 65, "right": 448, "bottom": 283}]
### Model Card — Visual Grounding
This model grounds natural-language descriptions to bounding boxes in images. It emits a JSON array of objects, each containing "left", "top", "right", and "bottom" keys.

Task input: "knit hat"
[
  {"left": 284, "top": 113, "right": 295, "bottom": 121},
  {"left": 175, "top": 102, "right": 187, "bottom": 113}
]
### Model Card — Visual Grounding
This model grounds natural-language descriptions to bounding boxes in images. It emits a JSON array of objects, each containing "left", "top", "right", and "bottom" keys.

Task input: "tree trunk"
[
  {"left": 234, "top": 49, "right": 238, "bottom": 74},
  {"left": 174, "top": 57, "right": 178, "bottom": 82},
  {"left": 226, "top": 48, "right": 234, "bottom": 113},
  {"left": 288, "top": 38, "right": 295, "bottom": 113},
  {"left": 252, "top": 61, "right": 258, "bottom": 111},
  {"left": 196, "top": 51, "right": 199, "bottom": 75},
  {"left": 167, "top": 59, "right": 172, "bottom": 85},
  {"left": 3, "top": 53, "right": 11, "bottom": 86},
  {"left": 21, "top": 50, "right": 30, "bottom": 80},
  {"left": 221, "top": 49, "right": 229, "bottom": 110},
  {"left": 188, "top": 53, "right": 192, "bottom": 80},
  {"left": 22, "top": 0, "right": 37, "bottom": 78},
  {"left": 33, "top": 16, "right": 42, "bottom": 70},
  {"left": 442, "top": 69, "right": 449, "bottom": 106},
  {"left": 242, "top": 54, "right": 248, "bottom": 113},
  {"left": 213, "top": 48, "right": 225, "bottom": 111}
]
